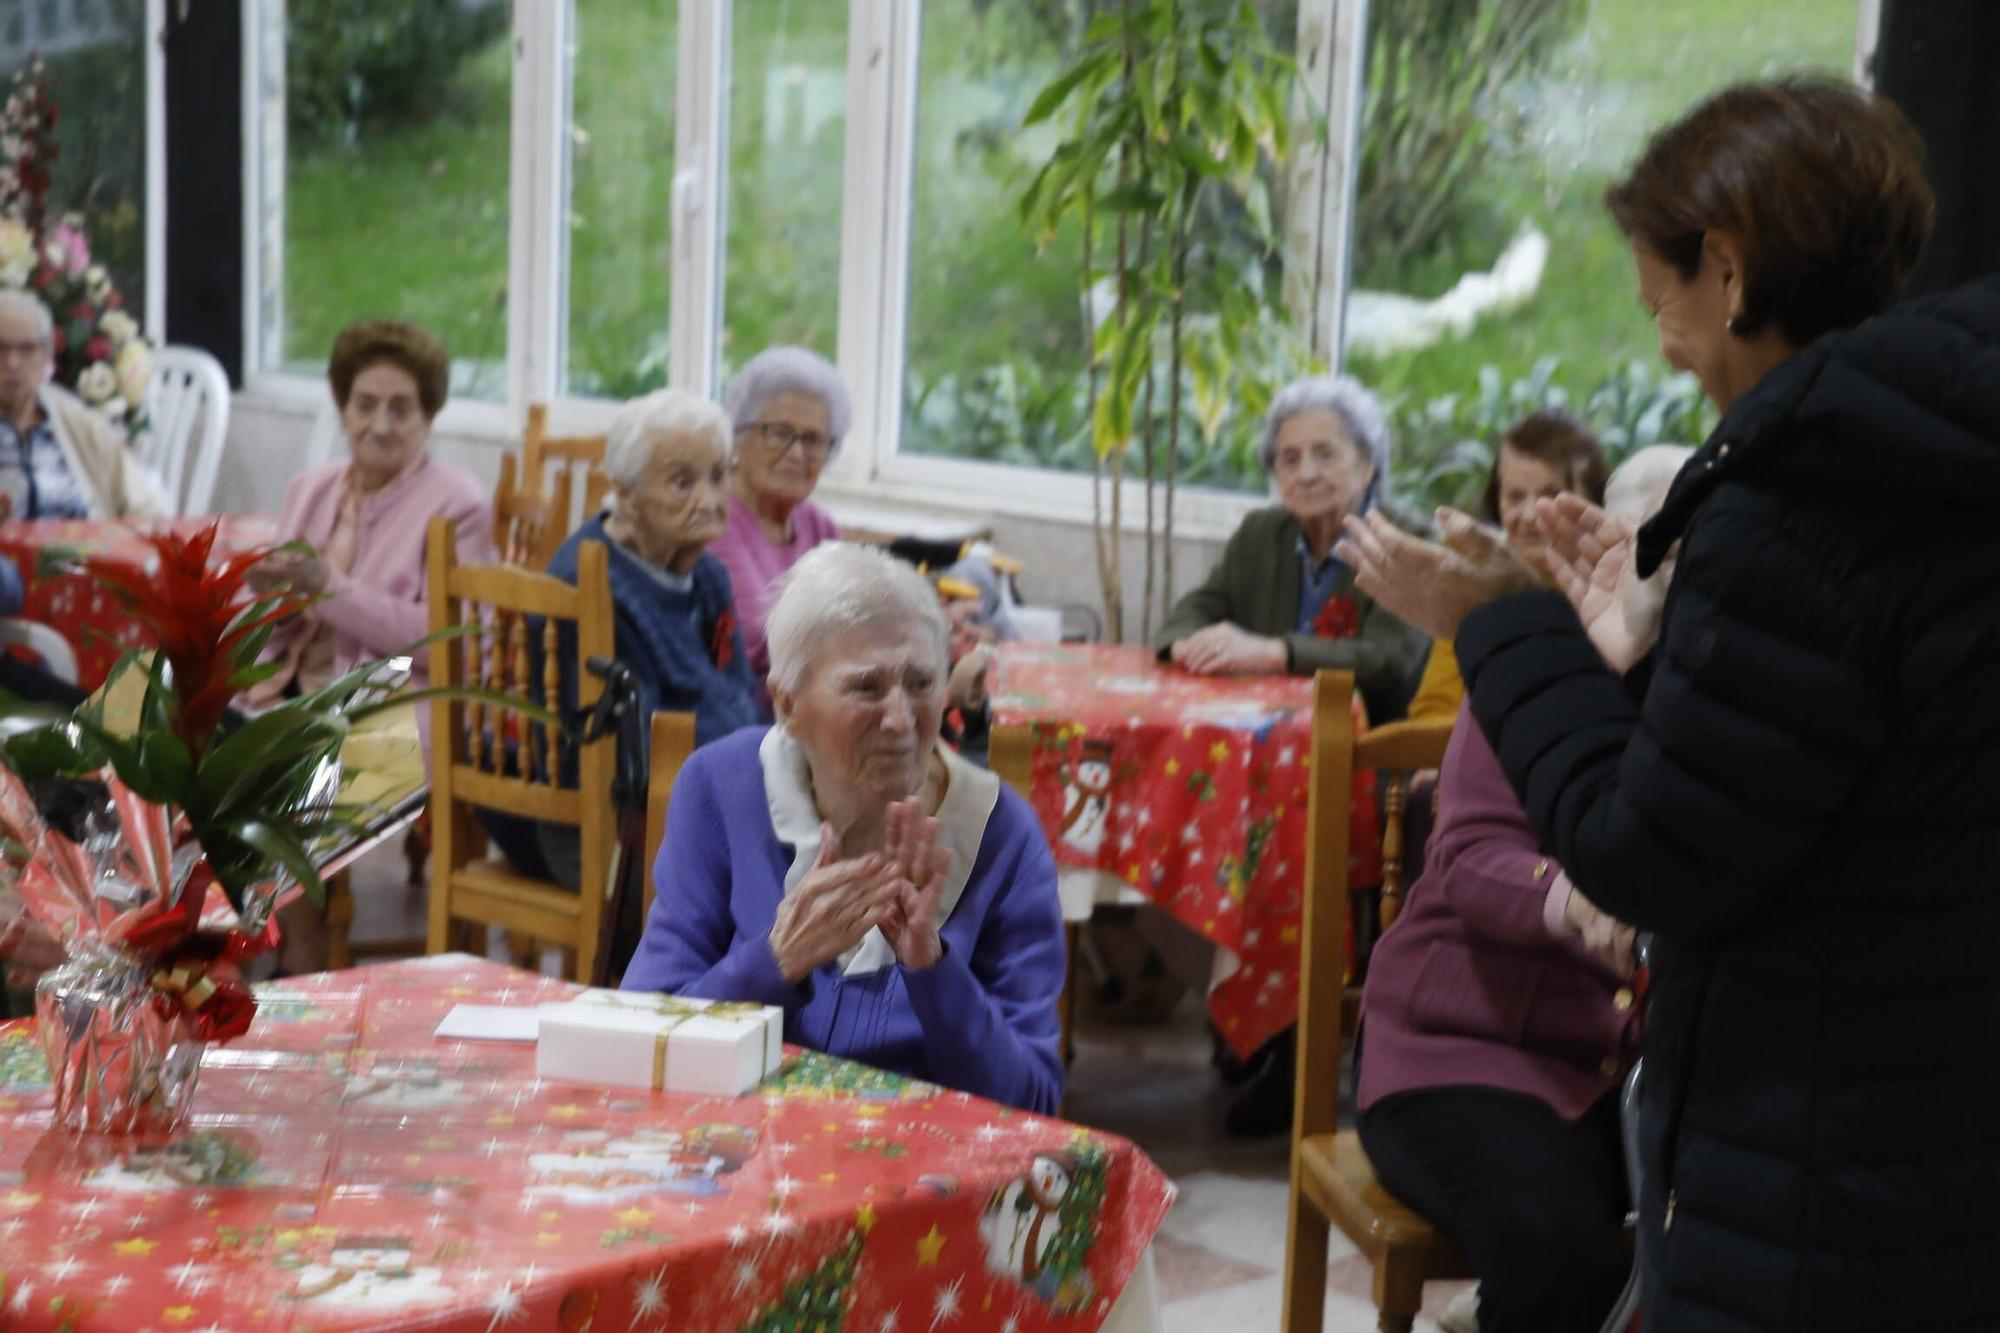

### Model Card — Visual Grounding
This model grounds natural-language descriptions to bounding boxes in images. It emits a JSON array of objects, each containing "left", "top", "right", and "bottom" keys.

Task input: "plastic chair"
[
  {"left": 139, "top": 345, "right": 230, "bottom": 516},
  {"left": 0, "top": 619, "right": 78, "bottom": 685}
]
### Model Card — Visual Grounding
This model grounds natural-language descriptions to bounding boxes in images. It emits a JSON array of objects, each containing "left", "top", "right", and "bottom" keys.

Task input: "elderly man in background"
[
  {"left": 0, "top": 289, "right": 166, "bottom": 708},
  {"left": 623, "top": 542, "right": 1065, "bottom": 1114},
  {"left": 710, "top": 345, "right": 850, "bottom": 700}
]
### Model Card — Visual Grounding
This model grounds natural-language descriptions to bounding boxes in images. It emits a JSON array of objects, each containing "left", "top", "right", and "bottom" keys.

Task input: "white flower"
[
  {"left": 41, "top": 241, "right": 63, "bottom": 268},
  {"left": 116, "top": 340, "right": 151, "bottom": 407},
  {"left": 100, "top": 310, "right": 137, "bottom": 345},
  {"left": 0, "top": 216, "right": 32, "bottom": 286},
  {"left": 77, "top": 362, "right": 117, "bottom": 404}
]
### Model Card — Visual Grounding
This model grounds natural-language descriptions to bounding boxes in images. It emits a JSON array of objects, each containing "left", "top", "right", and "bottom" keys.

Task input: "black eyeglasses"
[{"left": 739, "top": 421, "right": 836, "bottom": 461}]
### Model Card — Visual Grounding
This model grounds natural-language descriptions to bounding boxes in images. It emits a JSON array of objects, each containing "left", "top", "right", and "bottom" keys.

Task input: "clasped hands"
[
  {"left": 1170, "top": 621, "right": 1287, "bottom": 676},
  {"left": 1336, "top": 494, "right": 1660, "bottom": 675},
  {"left": 245, "top": 546, "right": 331, "bottom": 597},
  {"left": 768, "top": 800, "right": 951, "bottom": 985}
]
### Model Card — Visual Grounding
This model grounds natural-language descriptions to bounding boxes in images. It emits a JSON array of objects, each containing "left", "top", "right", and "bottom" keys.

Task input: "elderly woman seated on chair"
[
  {"left": 487, "top": 388, "right": 761, "bottom": 890},
  {"left": 621, "top": 542, "right": 1066, "bottom": 1114},
  {"left": 1352, "top": 446, "right": 1691, "bottom": 1333}
]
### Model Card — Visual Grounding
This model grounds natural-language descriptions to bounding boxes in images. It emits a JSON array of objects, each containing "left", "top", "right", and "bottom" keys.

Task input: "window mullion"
[
  {"left": 1290, "top": 0, "right": 1367, "bottom": 366},
  {"left": 506, "top": 0, "right": 570, "bottom": 423},
  {"left": 670, "top": 0, "right": 728, "bottom": 400}
]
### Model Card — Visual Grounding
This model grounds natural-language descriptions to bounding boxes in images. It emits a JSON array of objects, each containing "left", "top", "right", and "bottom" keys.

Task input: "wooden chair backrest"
[
  {"left": 642, "top": 710, "right": 698, "bottom": 926},
  {"left": 523, "top": 403, "right": 608, "bottom": 530},
  {"left": 493, "top": 451, "right": 575, "bottom": 569},
  {"left": 426, "top": 516, "right": 617, "bottom": 977},
  {"left": 580, "top": 464, "right": 608, "bottom": 520},
  {"left": 988, "top": 724, "right": 1034, "bottom": 799},
  {"left": 1293, "top": 672, "right": 1455, "bottom": 1142}
]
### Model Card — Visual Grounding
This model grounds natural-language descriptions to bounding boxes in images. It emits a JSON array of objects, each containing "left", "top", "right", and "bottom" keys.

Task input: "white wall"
[{"left": 221, "top": 390, "right": 1234, "bottom": 640}]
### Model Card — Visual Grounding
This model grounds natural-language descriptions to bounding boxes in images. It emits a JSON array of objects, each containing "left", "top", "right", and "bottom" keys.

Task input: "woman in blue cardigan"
[{"left": 623, "top": 542, "right": 1066, "bottom": 1114}]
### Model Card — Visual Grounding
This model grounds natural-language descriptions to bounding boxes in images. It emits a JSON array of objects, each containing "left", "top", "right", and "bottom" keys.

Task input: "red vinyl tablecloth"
[
  {"left": 0, "top": 515, "right": 278, "bottom": 691},
  {"left": 992, "top": 643, "right": 1381, "bottom": 1060},
  {"left": 0, "top": 957, "right": 1172, "bottom": 1331}
]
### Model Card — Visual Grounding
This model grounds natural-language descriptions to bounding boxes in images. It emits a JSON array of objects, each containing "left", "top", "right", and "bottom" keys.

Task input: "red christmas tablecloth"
[
  {"left": 0, "top": 957, "right": 1172, "bottom": 1331},
  {"left": 0, "top": 515, "right": 278, "bottom": 691},
  {"left": 992, "top": 644, "right": 1380, "bottom": 1060}
]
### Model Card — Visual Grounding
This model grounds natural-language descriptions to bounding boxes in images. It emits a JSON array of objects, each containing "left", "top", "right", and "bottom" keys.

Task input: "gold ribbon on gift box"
[
  {"left": 640, "top": 1005, "right": 771, "bottom": 1091},
  {"left": 650, "top": 1015, "right": 690, "bottom": 1092}
]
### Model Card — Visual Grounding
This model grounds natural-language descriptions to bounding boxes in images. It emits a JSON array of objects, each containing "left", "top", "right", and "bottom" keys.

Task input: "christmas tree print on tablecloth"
[
  {"left": 737, "top": 1227, "right": 864, "bottom": 1333},
  {"left": 762, "top": 1050, "right": 937, "bottom": 1102}
]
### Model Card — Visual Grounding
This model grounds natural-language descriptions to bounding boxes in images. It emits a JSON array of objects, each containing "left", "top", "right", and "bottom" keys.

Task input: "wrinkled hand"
[
  {"left": 946, "top": 645, "right": 993, "bottom": 713},
  {"left": 1170, "top": 622, "right": 1287, "bottom": 676},
  {"left": 767, "top": 825, "right": 902, "bottom": 984},
  {"left": 246, "top": 549, "right": 330, "bottom": 597},
  {"left": 1532, "top": 495, "right": 1658, "bottom": 673},
  {"left": 881, "top": 799, "right": 950, "bottom": 971},
  {"left": 1562, "top": 879, "right": 1637, "bottom": 978},
  {"left": 1337, "top": 509, "right": 1542, "bottom": 641}
]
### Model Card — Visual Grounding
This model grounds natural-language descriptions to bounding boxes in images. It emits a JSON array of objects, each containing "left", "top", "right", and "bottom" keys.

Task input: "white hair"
[
  {"left": 0, "top": 290, "right": 53, "bottom": 344},
  {"left": 602, "top": 388, "right": 731, "bottom": 485},
  {"left": 1259, "top": 374, "right": 1391, "bottom": 492},
  {"left": 724, "top": 345, "right": 853, "bottom": 447},
  {"left": 765, "top": 542, "right": 949, "bottom": 696},
  {"left": 1604, "top": 445, "right": 1695, "bottom": 525}
]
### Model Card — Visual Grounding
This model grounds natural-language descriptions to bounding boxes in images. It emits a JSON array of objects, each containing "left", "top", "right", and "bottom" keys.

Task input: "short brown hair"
[
  {"left": 327, "top": 319, "right": 451, "bottom": 419},
  {"left": 1481, "top": 409, "right": 1609, "bottom": 523},
  {"left": 1604, "top": 76, "right": 1934, "bottom": 348}
]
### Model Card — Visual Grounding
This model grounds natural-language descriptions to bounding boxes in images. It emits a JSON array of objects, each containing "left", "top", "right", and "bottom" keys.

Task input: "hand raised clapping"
[{"left": 767, "top": 826, "right": 903, "bottom": 984}]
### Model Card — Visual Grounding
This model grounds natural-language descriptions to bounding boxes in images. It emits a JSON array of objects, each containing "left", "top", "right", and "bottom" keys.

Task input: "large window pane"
[
  {"left": 723, "top": 2, "right": 846, "bottom": 372},
  {"left": 565, "top": 0, "right": 676, "bottom": 398},
  {"left": 1345, "top": 0, "right": 1857, "bottom": 510},
  {"left": 1, "top": 1, "right": 148, "bottom": 326},
  {"left": 899, "top": 2, "right": 1302, "bottom": 493},
  {"left": 279, "top": 0, "right": 512, "bottom": 397}
]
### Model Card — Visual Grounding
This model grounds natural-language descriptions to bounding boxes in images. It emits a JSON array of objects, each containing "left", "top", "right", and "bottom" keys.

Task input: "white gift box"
[{"left": 533, "top": 991, "right": 783, "bottom": 1096}]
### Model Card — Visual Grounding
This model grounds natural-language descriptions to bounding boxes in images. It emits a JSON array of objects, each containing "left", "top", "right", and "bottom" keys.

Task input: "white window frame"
[{"left": 234, "top": 0, "right": 1880, "bottom": 535}]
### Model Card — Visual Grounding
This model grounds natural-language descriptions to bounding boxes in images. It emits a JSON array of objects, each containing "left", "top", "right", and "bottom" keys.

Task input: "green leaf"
[
  {"left": 227, "top": 818, "right": 327, "bottom": 909},
  {"left": 1095, "top": 182, "right": 1165, "bottom": 214},
  {"left": 345, "top": 684, "right": 561, "bottom": 729},
  {"left": 1022, "top": 52, "right": 1109, "bottom": 129},
  {"left": 133, "top": 731, "right": 194, "bottom": 797}
]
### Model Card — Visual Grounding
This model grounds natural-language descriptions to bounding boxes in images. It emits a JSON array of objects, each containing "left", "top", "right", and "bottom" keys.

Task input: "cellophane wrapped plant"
[{"left": 0, "top": 523, "right": 534, "bottom": 1133}]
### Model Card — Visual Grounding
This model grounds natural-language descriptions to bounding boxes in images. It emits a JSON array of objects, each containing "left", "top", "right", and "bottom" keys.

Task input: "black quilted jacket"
[{"left": 1457, "top": 274, "right": 2000, "bottom": 1332}]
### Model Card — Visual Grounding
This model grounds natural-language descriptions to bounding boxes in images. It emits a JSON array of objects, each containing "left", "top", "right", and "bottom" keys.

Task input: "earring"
[{"left": 1726, "top": 316, "right": 1742, "bottom": 336}]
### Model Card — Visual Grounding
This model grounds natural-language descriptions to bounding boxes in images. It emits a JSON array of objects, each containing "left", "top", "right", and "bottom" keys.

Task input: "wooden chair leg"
[
  {"left": 1280, "top": 1189, "right": 1329, "bottom": 1333},
  {"left": 505, "top": 931, "right": 539, "bottom": 970},
  {"left": 324, "top": 871, "right": 354, "bottom": 971},
  {"left": 1373, "top": 1250, "right": 1425, "bottom": 1333}
]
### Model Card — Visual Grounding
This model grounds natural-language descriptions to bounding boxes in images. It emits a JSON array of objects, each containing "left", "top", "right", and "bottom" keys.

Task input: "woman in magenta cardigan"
[
  {"left": 245, "top": 318, "right": 495, "bottom": 971},
  {"left": 1354, "top": 447, "right": 1688, "bottom": 1333}
]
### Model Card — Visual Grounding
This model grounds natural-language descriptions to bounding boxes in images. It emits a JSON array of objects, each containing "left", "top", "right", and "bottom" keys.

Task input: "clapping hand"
[
  {"left": 1531, "top": 495, "right": 1660, "bottom": 673},
  {"left": 1337, "top": 509, "right": 1543, "bottom": 641},
  {"left": 246, "top": 549, "right": 331, "bottom": 597},
  {"left": 1170, "top": 622, "right": 1287, "bottom": 676},
  {"left": 881, "top": 798, "right": 951, "bottom": 971},
  {"left": 766, "top": 825, "right": 903, "bottom": 984}
]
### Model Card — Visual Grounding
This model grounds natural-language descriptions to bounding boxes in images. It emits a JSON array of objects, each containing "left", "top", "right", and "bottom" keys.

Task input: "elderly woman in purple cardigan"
[
  {"left": 622, "top": 542, "right": 1066, "bottom": 1114},
  {"left": 1354, "top": 445, "right": 1689, "bottom": 1333}
]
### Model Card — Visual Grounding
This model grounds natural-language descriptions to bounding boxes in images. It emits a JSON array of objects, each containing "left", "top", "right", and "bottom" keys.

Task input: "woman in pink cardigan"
[{"left": 244, "top": 319, "right": 494, "bottom": 971}]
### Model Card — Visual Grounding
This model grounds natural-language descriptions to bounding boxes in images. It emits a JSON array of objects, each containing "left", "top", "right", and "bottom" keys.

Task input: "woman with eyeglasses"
[{"left": 711, "top": 345, "right": 849, "bottom": 704}]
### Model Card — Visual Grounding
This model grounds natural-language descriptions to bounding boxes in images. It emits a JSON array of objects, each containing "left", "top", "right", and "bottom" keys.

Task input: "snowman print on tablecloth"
[
  {"left": 978, "top": 1150, "right": 1102, "bottom": 1314},
  {"left": 286, "top": 1234, "right": 457, "bottom": 1310},
  {"left": 83, "top": 1129, "right": 278, "bottom": 1192},
  {"left": 1057, "top": 738, "right": 1116, "bottom": 859},
  {"left": 337, "top": 1058, "right": 466, "bottom": 1111}
]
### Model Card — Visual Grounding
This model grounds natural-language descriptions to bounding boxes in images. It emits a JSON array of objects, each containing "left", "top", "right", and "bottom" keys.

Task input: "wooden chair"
[
  {"left": 641, "top": 710, "right": 698, "bottom": 927},
  {"left": 523, "top": 403, "right": 608, "bottom": 530},
  {"left": 425, "top": 516, "right": 617, "bottom": 982},
  {"left": 1284, "top": 670, "right": 1461, "bottom": 1333},
  {"left": 989, "top": 723, "right": 1080, "bottom": 1068},
  {"left": 494, "top": 451, "right": 575, "bottom": 569},
  {"left": 582, "top": 465, "right": 613, "bottom": 520}
]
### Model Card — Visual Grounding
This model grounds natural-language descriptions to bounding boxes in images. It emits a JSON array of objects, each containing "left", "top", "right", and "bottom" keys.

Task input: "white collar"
[{"left": 758, "top": 727, "right": 999, "bottom": 974}]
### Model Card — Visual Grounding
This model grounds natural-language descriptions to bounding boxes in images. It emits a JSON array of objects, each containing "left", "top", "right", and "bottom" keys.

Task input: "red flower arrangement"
[{"left": 1310, "top": 593, "right": 1360, "bottom": 641}]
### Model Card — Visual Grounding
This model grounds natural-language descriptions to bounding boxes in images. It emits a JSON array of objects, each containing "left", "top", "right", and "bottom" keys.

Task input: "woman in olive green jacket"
[{"left": 1154, "top": 375, "right": 1429, "bottom": 722}]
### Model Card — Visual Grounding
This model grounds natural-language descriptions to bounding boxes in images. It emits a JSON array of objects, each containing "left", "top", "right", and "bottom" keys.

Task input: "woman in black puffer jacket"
[{"left": 1339, "top": 78, "right": 2000, "bottom": 1331}]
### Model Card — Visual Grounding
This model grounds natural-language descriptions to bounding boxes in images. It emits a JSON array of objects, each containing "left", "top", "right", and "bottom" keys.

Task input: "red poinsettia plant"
[{"left": 0, "top": 523, "right": 546, "bottom": 1045}]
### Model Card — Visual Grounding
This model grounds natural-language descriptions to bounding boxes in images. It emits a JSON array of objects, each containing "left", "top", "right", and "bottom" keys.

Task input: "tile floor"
[{"left": 339, "top": 846, "right": 1471, "bottom": 1332}]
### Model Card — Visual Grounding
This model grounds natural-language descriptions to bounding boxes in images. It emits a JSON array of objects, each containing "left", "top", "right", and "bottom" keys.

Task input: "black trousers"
[
  {"left": 0, "top": 655, "right": 86, "bottom": 709},
  {"left": 1358, "top": 1084, "right": 1630, "bottom": 1333}
]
